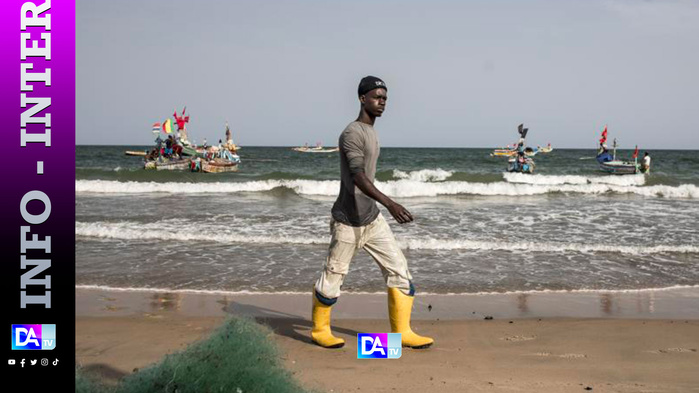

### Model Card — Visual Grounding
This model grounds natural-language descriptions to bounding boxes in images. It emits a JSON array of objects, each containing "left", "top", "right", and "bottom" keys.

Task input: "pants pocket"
[{"left": 326, "top": 239, "right": 355, "bottom": 274}]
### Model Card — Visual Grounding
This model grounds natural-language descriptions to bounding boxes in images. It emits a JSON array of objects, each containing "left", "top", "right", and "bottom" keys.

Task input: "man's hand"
[
  {"left": 352, "top": 172, "right": 414, "bottom": 224},
  {"left": 387, "top": 201, "right": 414, "bottom": 224}
]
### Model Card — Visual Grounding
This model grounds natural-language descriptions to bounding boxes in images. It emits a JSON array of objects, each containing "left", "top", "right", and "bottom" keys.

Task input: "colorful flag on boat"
[
  {"left": 162, "top": 118, "right": 172, "bottom": 134},
  {"left": 599, "top": 125, "right": 608, "bottom": 144},
  {"left": 632, "top": 145, "right": 639, "bottom": 159},
  {"left": 152, "top": 122, "right": 161, "bottom": 132}
]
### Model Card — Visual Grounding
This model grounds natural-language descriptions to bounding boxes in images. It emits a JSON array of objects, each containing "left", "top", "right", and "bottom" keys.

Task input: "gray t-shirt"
[{"left": 331, "top": 121, "right": 381, "bottom": 226}]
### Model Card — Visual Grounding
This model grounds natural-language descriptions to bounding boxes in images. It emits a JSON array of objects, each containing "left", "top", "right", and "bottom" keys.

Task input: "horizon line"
[{"left": 75, "top": 143, "right": 698, "bottom": 151}]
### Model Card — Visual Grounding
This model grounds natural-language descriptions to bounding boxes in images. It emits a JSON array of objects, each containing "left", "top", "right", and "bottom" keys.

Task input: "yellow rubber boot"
[
  {"left": 311, "top": 296, "right": 345, "bottom": 348},
  {"left": 388, "top": 288, "right": 434, "bottom": 349}
]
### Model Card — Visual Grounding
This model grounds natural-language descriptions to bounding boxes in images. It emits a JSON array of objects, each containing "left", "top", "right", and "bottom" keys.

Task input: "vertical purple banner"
[{"left": 0, "top": 0, "right": 75, "bottom": 388}]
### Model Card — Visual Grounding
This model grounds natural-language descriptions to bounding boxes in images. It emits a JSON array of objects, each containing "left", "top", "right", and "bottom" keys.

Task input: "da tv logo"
[
  {"left": 11, "top": 324, "right": 56, "bottom": 350},
  {"left": 357, "top": 333, "right": 401, "bottom": 359}
]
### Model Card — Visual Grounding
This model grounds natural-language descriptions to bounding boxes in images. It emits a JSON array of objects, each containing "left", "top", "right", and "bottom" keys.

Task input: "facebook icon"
[{"left": 357, "top": 333, "right": 401, "bottom": 359}]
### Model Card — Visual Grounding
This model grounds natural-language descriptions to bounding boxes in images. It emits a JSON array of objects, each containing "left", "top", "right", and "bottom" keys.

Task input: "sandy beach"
[{"left": 76, "top": 287, "right": 699, "bottom": 392}]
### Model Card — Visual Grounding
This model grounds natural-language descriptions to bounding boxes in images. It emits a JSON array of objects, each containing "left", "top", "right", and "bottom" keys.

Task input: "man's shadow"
[{"left": 221, "top": 301, "right": 361, "bottom": 345}]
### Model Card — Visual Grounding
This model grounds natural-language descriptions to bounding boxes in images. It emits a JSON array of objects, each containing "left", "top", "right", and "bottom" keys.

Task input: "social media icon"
[
  {"left": 357, "top": 333, "right": 402, "bottom": 359},
  {"left": 52, "top": 358, "right": 59, "bottom": 366},
  {"left": 20, "top": 359, "right": 26, "bottom": 368},
  {"left": 8, "top": 359, "right": 15, "bottom": 365},
  {"left": 41, "top": 358, "right": 49, "bottom": 366},
  {"left": 11, "top": 324, "right": 56, "bottom": 350},
  {"left": 30, "top": 359, "right": 37, "bottom": 366}
]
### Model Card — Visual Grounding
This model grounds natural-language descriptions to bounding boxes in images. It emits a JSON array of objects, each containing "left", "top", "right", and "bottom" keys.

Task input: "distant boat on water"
[
  {"left": 538, "top": 144, "right": 553, "bottom": 153},
  {"left": 292, "top": 142, "right": 339, "bottom": 153}
]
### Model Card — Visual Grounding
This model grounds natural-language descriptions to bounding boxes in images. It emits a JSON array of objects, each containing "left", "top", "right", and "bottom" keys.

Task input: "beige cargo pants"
[{"left": 314, "top": 213, "right": 413, "bottom": 301}]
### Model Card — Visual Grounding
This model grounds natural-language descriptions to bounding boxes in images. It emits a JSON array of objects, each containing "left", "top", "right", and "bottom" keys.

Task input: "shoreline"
[
  {"left": 77, "top": 285, "right": 699, "bottom": 320},
  {"left": 76, "top": 287, "right": 699, "bottom": 392}
]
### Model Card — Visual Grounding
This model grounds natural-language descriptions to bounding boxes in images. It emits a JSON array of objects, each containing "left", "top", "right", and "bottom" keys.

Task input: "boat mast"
[{"left": 613, "top": 138, "right": 617, "bottom": 161}]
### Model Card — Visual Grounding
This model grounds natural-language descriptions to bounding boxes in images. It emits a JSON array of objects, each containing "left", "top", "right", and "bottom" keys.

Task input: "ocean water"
[{"left": 76, "top": 146, "right": 699, "bottom": 295}]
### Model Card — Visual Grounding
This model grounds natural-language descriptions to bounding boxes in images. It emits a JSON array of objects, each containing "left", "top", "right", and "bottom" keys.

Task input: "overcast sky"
[{"left": 77, "top": 0, "right": 699, "bottom": 149}]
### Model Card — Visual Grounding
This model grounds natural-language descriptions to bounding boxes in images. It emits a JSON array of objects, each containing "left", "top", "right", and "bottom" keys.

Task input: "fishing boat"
[
  {"left": 144, "top": 158, "right": 190, "bottom": 171},
  {"left": 190, "top": 142, "right": 241, "bottom": 173},
  {"left": 507, "top": 156, "right": 535, "bottom": 174},
  {"left": 125, "top": 150, "right": 147, "bottom": 157},
  {"left": 598, "top": 159, "right": 639, "bottom": 175},
  {"left": 180, "top": 145, "right": 198, "bottom": 157},
  {"left": 491, "top": 144, "right": 538, "bottom": 158},
  {"left": 538, "top": 144, "right": 553, "bottom": 153},
  {"left": 190, "top": 155, "right": 240, "bottom": 173},
  {"left": 502, "top": 123, "right": 536, "bottom": 173},
  {"left": 292, "top": 142, "right": 339, "bottom": 153},
  {"left": 596, "top": 127, "right": 640, "bottom": 175},
  {"left": 491, "top": 148, "right": 516, "bottom": 157},
  {"left": 491, "top": 149, "right": 537, "bottom": 157},
  {"left": 200, "top": 158, "right": 239, "bottom": 173}
]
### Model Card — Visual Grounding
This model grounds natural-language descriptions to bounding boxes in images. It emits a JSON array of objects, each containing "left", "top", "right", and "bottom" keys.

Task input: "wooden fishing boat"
[
  {"left": 180, "top": 145, "right": 198, "bottom": 157},
  {"left": 144, "top": 158, "right": 190, "bottom": 171},
  {"left": 598, "top": 160, "right": 639, "bottom": 175},
  {"left": 491, "top": 149, "right": 516, "bottom": 157},
  {"left": 596, "top": 134, "right": 639, "bottom": 175},
  {"left": 292, "top": 145, "right": 339, "bottom": 153},
  {"left": 507, "top": 157, "right": 535, "bottom": 174},
  {"left": 491, "top": 147, "right": 537, "bottom": 157},
  {"left": 125, "top": 150, "right": 147, "bottom": 157},
  {"left": 201, "top": 158, "right": 239, "bottom": 173}
]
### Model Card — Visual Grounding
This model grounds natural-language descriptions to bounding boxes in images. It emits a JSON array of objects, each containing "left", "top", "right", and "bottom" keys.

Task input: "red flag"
[
  {"left": 632, "top": 145, "right": 639, "bottom": 159},
  {"left": 173, "top": 107, "right": 189, "bottom": 131},
  {"left": 599, "top": 125, "right": 608, "bottom": 144}
]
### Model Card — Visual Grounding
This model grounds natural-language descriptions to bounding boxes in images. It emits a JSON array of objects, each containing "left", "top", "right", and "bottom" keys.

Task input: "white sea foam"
[
  {"left": 377, "top": 180, "right": 699, "bottom": 198},
  {"left": 392, "top": 168, "right": 453, "bottom": 182},
  {"left": 76, "top": 179, "right": 699, "bottom": 199},
  {"left": 400, "top": 238, "right": 699, "bottom": 254},
  {"left": 76, "top": 221, "right": 699, "bottom": 255},
  {"left": 76, "top": 221, "right": 324, "bottom": 245},
  {"left": 503, "top": 172, "right": 647, "bottom": 186},
  {"left": 76, "top": 179, "right": 340, "bottom": 196}
]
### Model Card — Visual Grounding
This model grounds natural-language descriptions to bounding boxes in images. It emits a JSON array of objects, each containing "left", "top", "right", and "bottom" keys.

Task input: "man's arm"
[{"left": 352, "top": 172, "right": 413, "bottom": 224}]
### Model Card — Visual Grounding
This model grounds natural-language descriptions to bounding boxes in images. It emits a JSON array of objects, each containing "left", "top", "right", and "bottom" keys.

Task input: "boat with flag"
[
  {"left": 491, "top": 133, "right": 540, "bottom": 158},
  {"left": 139, "top": 108, "right": 226, "bottom": 170},
  {"left": 505, "top": 123, "right": 536, "bottom": 174},
  {"left": 595, "top": 126, "right": 640, "bottom": 174}
]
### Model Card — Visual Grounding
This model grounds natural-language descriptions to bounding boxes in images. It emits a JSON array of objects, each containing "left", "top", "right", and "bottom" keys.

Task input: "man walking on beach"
[{"left": 311, "top": 76, "right": 433, "bottom": 349}]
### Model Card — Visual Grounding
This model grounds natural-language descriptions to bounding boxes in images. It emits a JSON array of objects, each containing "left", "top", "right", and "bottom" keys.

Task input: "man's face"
[{"left": 361, "top": 88, "right": 387, "bottom": 117}]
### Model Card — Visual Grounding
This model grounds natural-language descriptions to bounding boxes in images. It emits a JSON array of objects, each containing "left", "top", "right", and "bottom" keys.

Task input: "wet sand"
[{"left": 76, "top": 288, "right": 699, "bottom": 392}]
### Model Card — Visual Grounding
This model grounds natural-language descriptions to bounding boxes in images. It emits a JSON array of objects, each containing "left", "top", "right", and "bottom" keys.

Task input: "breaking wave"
[
  {"left": 76, "top": 221, "right": 699, "bottom": 255},
  {"left": 392, "top": 168, "right": 454, "bottom": 182},
  {"left": 503, "top": 172, "right": 647, "bottom": 186},
  {"left": 76, "top": 179, "right": 699, "bottom": 198}
]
